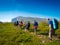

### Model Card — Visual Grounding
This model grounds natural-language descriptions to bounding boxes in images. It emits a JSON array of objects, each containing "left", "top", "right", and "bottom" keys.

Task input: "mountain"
[{"left": 12, "top": 16, "right": 47, "bottom": 23}]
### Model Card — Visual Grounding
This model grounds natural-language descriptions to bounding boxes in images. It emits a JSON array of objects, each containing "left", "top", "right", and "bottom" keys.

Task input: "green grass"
[
  {"left": 0, "top": 22, "right": 60, "bottom": 45},
  {"left": 45, "top": 41, "right": 60, "bottom": 45}
]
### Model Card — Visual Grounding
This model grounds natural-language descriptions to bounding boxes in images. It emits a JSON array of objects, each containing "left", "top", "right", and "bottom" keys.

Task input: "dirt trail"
[{"left": 29, "top": 32, "right": 59, "bottom": 43}]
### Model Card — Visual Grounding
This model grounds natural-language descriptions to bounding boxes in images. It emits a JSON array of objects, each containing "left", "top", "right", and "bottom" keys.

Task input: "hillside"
[{"left": 0, "top": 22, "right": 60, "bottom": 45}]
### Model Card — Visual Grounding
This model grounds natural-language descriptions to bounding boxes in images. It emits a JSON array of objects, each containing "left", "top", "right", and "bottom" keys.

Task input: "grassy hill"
[{"left": 0, "top": 22, "right": 60, "bottom": 45}]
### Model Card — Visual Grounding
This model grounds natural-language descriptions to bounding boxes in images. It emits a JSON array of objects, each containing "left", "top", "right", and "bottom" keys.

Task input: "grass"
[{"left": 0, "top": 22, "right": 60, "bottom": 45}]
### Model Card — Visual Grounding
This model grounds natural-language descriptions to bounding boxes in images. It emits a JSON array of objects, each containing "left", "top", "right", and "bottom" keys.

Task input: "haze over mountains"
[{"left": 12, "top": 16, "right": 47, "bottom": 22}]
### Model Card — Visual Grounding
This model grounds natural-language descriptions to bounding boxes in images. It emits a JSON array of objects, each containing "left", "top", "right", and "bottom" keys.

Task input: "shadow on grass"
[{"left": 37, "top": 32, "right": 48, "bottom": 36}]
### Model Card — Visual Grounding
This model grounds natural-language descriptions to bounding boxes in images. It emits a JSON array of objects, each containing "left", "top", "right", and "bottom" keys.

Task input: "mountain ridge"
[{"left": 12, "top": 16, "right": 47, "bottom": 22}]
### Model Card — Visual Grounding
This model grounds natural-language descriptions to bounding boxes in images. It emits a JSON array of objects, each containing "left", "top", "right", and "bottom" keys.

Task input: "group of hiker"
[
  {"left": 14, "top": 20, "right": 38, "bottom": 34},
  {"left": 14, "top": 18, "right": 58, "bottom": 40}
]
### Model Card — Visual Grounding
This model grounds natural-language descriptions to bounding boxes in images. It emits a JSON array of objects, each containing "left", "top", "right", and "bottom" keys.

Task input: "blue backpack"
[
  {"left": 52, "top": 19, "right": 58, "bottom": 30},
  {"left": 34, "top": 21, "right": 38, "bottom": 26}
]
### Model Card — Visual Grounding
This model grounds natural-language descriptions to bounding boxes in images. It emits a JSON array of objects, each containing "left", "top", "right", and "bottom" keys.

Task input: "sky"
[{"left": 0, "top": 0, "right": 60, "bottom": 22}]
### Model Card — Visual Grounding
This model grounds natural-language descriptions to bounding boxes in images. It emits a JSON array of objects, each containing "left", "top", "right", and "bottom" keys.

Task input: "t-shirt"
[{"left": 48, "top": 20, "right": 53, "bottom": 28}]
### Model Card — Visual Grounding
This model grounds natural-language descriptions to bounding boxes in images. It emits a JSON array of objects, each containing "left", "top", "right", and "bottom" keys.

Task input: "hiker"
[
  {"left": 14, "top": 20, "right": 19, "bottom": 27},
  {"left": 19, "top": 21, "right": 23, "bottom": 30},
  {"left": 14, "top": 18, "right": 19, "bottom": 27},
  {"left": 24, "top": 21, "right": 30, "bottom": 31},
  {"left": 48, "top": 18, "right": 53, "bottom": 40},
  {"left": 33, "top": 20, "right": 38, "bottom": 34},
  {"left": 48, "top": 18, "right": 58, "bottom": 40}
]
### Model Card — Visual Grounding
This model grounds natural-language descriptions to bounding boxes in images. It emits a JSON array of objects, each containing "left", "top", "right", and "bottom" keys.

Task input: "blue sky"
[{"left": 0, "top": 0, "right": 60, "bottom": 22}]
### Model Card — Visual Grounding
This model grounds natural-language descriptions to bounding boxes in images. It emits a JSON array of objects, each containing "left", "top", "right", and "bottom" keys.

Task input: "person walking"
[
  {"left": 24, "top": 21, "right": 30, "bottom": 31},
  {"left": 14, "top": 20, "right": 19, "bottom": 27},
  {"left": 33, "top": 20, "right": 38, "bottom": 35},
  {"left": 19, "top": 21, "right": 23, "bottom": 30},
  {"left": 48, "top": 19, "right": 53, "bottom": 40}
]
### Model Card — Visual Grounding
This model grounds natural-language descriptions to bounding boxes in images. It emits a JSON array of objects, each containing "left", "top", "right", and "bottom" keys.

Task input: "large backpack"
[
  {"left": 26, "top": 21, "right": 30, "bottom": 28},
  {"left": 20, "top": 21, "right": 23, "bottom": 26},
  {"left": 34, "top": 21, "right": 38, "bottom": 26},
  {"left": 52, "top": 19, "right": 58, "bottom": 30},
  {"left": 34, "top": 21, "right": 38, "bottom": 29},
  {"left": 14, "top": 21, "right": 19, "bottom": 26}
]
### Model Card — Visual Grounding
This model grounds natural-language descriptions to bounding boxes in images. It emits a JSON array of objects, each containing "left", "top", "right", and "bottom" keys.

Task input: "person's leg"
[
  {"left": 26, "top": 27, "right": 29, "bottom": 32},
  {"left": 48, "top": 28, "right": 52, "bottom": 40},
  {"left": 27, "top": 26, "right": 30, "bottom": 30},
  {"left": 25, "top": 28, "right": 28, "bottom": 32},
  {"left": 25, "top": 28, "right": 27, "bottom": 31},
  {"left": 34, "top": 28, "right": 37, "bottom": 35},
  {"left": 52, "top": 29, "right": 55, "bottom": 35},
  {"left": 25, "top": 26, "right": 28, "bottom": 32},
  {"left": 20, "top": 26, "right": 22, "bottom": 30}
]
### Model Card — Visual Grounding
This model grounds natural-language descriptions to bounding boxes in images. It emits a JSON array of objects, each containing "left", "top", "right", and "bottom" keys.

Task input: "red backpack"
[{"left": 20, "top": 21, "right": 23, "bottom": 26}]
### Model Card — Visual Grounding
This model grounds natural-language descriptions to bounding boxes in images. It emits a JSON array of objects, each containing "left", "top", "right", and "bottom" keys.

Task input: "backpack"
[
  {"left": 26, "top": 21, "right": 30, "bottom": 28},
  {"left": 17, "top": 21, "right": 19, "bottom": 25},
  {"left": 14, "top": 21, "right": 19, "bottom": 26},
  {"left": 52, "top": 19, "right": 58, "bottom": 30},
  {"left": 20, "top": 21, "right": 23, "bottom": 26},
  {"left": 27, "top": 22, "right": 30, "bottom": 27},
  {"left": 34, "top": 21, "right": 38, "bottom": 26}
]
